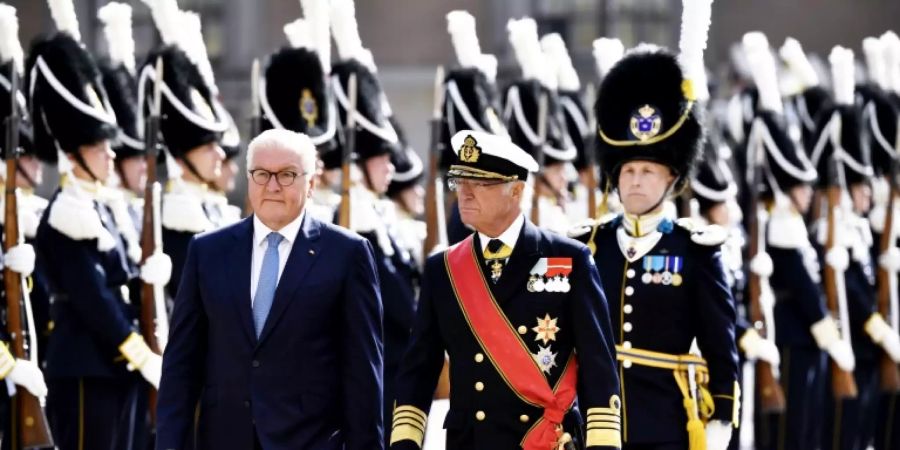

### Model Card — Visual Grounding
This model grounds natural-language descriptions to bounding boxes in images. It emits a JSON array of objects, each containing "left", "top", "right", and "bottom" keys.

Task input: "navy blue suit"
[{"left": 156, "top": 214, "right": 385, "bottom": 450}]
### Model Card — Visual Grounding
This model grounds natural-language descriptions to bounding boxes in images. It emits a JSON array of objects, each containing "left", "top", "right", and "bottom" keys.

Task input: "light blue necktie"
[{"left": 253, "top": 232, "right": 284, "bottom": 337}]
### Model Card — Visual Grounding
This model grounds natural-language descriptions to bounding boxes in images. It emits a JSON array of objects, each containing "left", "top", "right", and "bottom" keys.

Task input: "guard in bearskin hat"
[
  {"left": 329, "top": 0, "right": 418, "bottom": 442},
  {"left": 137, "top": 1, "right": 231, "bottom": 299},
  {"left": 28, "top": 1, "right": 164, "bottom": 448},
  {"left": 571, "top": 2, "right": 739, "bottom": 448}
]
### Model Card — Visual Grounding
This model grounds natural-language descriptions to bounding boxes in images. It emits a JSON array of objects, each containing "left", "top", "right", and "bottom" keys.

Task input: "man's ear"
[
  {"left": 307, "top": 174, "right": 317, "bottom": 198},
  {"left": 512, "top": 181, "right": 525, "bottom": 200}
]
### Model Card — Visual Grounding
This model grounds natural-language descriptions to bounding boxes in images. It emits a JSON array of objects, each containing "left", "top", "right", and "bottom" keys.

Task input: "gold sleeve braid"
[
  {"left": 585, "top": 395, "right": 622, "bottom": 448},
  {"left": 389, "top": 404, "right": 428, "bottom": 448}
]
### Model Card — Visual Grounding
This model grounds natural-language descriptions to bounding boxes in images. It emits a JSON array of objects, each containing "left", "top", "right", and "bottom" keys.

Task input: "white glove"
[
  {"left": 865, "top": 313, "right": 900, "bottom": 362},
  {"left": 739, "top": 329, "right": 781, "bottom": 365},
  {"left": 119, "top": 332, "right": 162, "bottom": 389},
  {"left": 140, "top": 252, "right": 173, "bottom": 286},
  {"left": 825, "top": 246, "right": 850, "bottom": 271},
  {"left": 749, "top": 252, "right": 774, "bottom": 278},
  {"left": 705, "top": 420, "right": 733, "bottom": 450},
  {"left": 139, "top": 353, "right": 162, "bottom": 390},
  {"left": 811, "top": 316, "right": 856, "bottom": 371},
  {"left": 825, "top": 340, "right": 856, "bottom": 372},
  {"left": 879, "top": 247, "right": 900, "bottom": 273},
  {"left": 4, "top": 243, "right": 35, "bottom": 277},
  {"left": 7, "top": 359, "right": 48, "bottom": 398}
]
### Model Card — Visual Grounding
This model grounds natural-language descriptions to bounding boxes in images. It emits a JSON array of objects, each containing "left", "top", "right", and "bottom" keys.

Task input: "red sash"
[{"left": 446, "top": 235, "right": 578, "bottom": 450}]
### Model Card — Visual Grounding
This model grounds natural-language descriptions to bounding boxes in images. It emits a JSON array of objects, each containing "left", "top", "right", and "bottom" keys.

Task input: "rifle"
[
  {"left": 822, "top": 137, "right": 858, "bottom": 399},
  {"left": 530, "top": 92, "right": 547, "bottom": 226},
  {"left": 582, "top": 83, "right": 598, "bottom": 219},
  {"left": 877, "top": 160, "right": 900, "bottom": 393},
  {"left": 139, "top": 57, "right": 167, "bottom": 423},
  {"left": 745, "top": 119, "right": 786, "bottom": 413},
  {"left": 337, "top": 74, "right": 357, "bottom": 229},
  {"left": 4, "top": 68, "right": 54, "bottom": 449},
  {"left": 423, "top": 66, "right": 447, "bottom": 258},
  {"left": 245, "top": 58, "right": 261, "bottom": 216}
]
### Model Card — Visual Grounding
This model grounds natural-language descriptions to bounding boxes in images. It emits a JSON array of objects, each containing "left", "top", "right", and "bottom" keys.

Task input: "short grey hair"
[{"left": 246, "top": 129, "right": 317, "bottom": 175}]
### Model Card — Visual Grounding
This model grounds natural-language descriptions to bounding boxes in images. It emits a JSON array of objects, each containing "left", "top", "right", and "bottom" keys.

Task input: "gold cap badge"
[
  {"left": 629, "top": 104, "right": 662, "bottom": 142},
  {"left": 459, "top": 135, "right": 481, "bottom": 163}
]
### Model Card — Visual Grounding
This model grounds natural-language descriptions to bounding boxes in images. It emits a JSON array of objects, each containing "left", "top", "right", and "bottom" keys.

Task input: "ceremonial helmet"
[
  {"left": 691, "top": 133, "right": 738, "bottom": 215},
  {"left": 138, "top": 1, "right": 228, "bottom": 160},
  {"left": 594, "top": 46, "right": 704, "bottom": 192},
  {"left": 542, "top": 33, "right": 592, "bottom": 173},
  {"left": 259, "top": 0, "right": 337, "bottom": 159},
  {"left": 504, "top": 18, "right": 576, "bottom": 167},
  {"left": 808, "top": 47, "right": 872, "bottom": 188},
  {"left": 26, "top": 2, "right": 118, "bottom": 167},
  {"left": 387, "top": 118, "right": 424, "bottom": 199},
  {"left": 779, "top": 38, "right": 834, "bottom": 157},
  {"left": 858, "top": 36, "right": 899, "bottom": 177},
  {"left": 97, "top": 2, "right": 144, "bottom": 161}
]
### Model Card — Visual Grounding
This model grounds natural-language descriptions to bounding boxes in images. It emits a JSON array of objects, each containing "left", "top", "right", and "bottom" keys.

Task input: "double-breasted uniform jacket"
[
  {"left": 391, "top": 218, "right": 621, "bottom": 450},
  {"left": 574, "top": 212, "right": 740, "bottom": 445}
]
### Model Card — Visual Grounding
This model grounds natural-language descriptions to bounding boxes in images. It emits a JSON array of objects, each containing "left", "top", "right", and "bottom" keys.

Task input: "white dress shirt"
[
  {"left": 477, "top": 214, "right": 525, "bottom": 255},
  {"left": 250, "top": 210, "right": 306, "bottom": 304}
]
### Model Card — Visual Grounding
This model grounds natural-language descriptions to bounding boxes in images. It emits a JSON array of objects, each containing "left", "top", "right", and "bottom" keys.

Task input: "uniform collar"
[
  {"left": 253, "top": 209, "right": 306, "bottom": 247},
  {"left": 621, "top": 205, "right": 674, "bottom": 237},
  {"left": 478, "top": 214, "right": 525, "bottom": 254}
]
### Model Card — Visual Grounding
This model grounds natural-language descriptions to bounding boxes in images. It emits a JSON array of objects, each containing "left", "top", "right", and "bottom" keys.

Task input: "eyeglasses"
[
  {"left": 447, "top": 178, "right": 510, "bottom": 192},
  {"left": 248, "top": 169, "right": 307, "bottom": 187}
]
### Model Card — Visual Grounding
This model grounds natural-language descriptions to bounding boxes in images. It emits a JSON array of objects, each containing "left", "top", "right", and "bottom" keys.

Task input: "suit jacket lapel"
[
  {"left": 227, "top": 217, "right": 257, "bottom": 345},
  {"left": 256, "top": 214, "right": 322, "bottom": 348}
]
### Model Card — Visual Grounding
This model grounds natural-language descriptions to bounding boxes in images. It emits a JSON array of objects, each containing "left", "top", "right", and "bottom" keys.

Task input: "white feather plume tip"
[
  {"left": 284, "top": 18, "right": 313, "bottom": 49},
  {"left": 678, "top": 0, "right": 713, "bottom": 102},
  {"left": 0, "top": 4, "right": 24, "bottom": 75},
  {"left": 540, "top": 33, "right": 580, "bottom": 91},
  {"left": 592, "top": 38, "right": 624, "bottom": 79},
  {"left": 882, "top": 31, "right": 900, "bottom": 94},
  {"left": 47, "top": 0, "right": 81, "bottom": 42},
  {"left": 300, "top": 0, "right": 331, "bottom": 73},
  {"left": 141, "top": 0, "right": 182, "bottom": 46},
  {"left": 743, "top": 32, "right": 783, "bottom": 114},
  {"left": 779, "top": 37, "right": 819, "bottom": 89},
  {"left": 178, "top": 10, "right": 218, "bottom": 95},
  {"left": 507, "top": 18, "right": 553, "bottom": 88},
  {"left": 329, "top": 0, "right": 365, "bottom": 62},
  {"left": 829, "top": 46, "right": 855, "bottom": 105},
  {"left": 863, "top": 37, "right": 887, "bottom": 89},
  {"left": 477, "top": 53, "right": 498, "bottom": 84},
  {"left": 98, "top": 2, "right": 136, "bottom": 74},
  {"left": 447, "top": 10, "right": 481, "bottom": 69}
]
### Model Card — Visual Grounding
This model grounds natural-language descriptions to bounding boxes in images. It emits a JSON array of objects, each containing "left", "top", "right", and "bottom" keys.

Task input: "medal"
[
  {"left": 671, "top": 257, "right": 683, "bottom": 287},
  {"left": 652, "top": 273, "right": 662, "bottom": 284},
  {"left": 641, "top": 257, "right": 653, "bottom": 284},
  {"left": 661, "top": 256, "right": 672, "bottom": 286}
]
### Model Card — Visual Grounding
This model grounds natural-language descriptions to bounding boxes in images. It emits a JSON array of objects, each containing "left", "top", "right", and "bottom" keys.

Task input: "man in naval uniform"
[
  {"left": 390, "top": 129, "right": 621, "bottom": 450},
  {"left": 27, "top": 14, "right": 162, "bottom": 449},
  {"left": 573, "top": 48, "right": 739, "bottom": 450}
]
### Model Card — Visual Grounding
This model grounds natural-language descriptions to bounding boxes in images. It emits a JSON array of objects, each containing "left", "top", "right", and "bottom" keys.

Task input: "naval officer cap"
[{"left": 448, "top": 130, "right": 539, "bottom": 182}]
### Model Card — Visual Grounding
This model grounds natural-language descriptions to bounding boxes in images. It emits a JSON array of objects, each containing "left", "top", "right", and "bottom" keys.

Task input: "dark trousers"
[
  {"left": 875, "top": 391, "right": 900, "bottom": 450},
  {"left": 47, "top": 376, "right": 140, "bottom": 450},
  {"left": 823, "top": 360, "right": 879, "bottom": 450},
  {"left": 756, "top": 345, "right": 827, "bottom": 450}
]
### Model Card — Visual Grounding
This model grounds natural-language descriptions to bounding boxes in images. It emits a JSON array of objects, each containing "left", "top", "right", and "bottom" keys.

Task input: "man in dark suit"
[
  {"left": 156, "top": 129, "right": 384, "bottom": 450},
  {"left": 390, "top": 130, "right": 621, "bottom": 450}
]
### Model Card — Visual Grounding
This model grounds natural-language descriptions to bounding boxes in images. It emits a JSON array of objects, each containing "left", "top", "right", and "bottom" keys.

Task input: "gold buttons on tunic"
[
  {"left": 626, "top": 269, "right": 636, "bottom": 278},
  {"left": 518, "top": 325, "right": 528, "bottom": 334},
  {"left": 476, "top": 411, "right": 486, "bottom": 421},
  {"left": 519, "top": 414, "right": 530, "bottom": 423},
  {"left": 625, "top": 286, "right": 635, "bottom": 296},
  {"left": 475, "top": 353, "right": 485, "bottom": 363},
  {"left": 623, "top": 322, "right": 633, "bottom": 332},
  {"left": 475, "top": 382, "right": 484, "bottom": 391},
  {"left": 623, "top": 359, "right": 633, "bottom": 369},
  {"left": 623, "top": 304, "right": 633, "bottom": 314}
]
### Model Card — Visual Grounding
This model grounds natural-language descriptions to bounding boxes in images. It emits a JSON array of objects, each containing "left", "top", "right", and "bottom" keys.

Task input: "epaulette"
[
  {"left": 566, "top": 214, "right": 617, "bottom": 255},
  {"left": 48, "top": 190, "right": 116, "bottom": 251},
  {"left": 676, "top": 218, "right": 728, "bottom": 246},
  {"left": 566, "top": 218, "right": 599, "bottom": 239}
]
